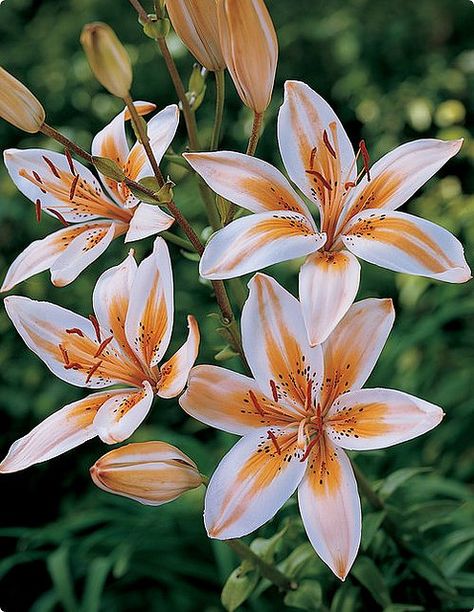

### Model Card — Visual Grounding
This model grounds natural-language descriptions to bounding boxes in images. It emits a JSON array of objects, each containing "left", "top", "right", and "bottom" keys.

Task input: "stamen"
[
  {"left": 305, "top": 379, "right": 313, "bottom": 413},
  {"left": 300, "top": 436, "right": 319, "bottom": 462},
  {"left": 58, "top": 344, "right": 69, "bottom": 365},
  {"left": 86, "top": 360, "right": 102, "bottom": 383},
  {"left": 69, "top": 174, "right": 79, "bottom": 200},
  {"left": 270, "top": 380, "right": 279, "bottom": 403},
  {"left": 64, "top": 361, "right": 82, "bottom": 370},
  {"left": 323, "top": 129, "right": 337, "bottom": 159},
  {"left": 35, "top": 199, "right": 42, "bottom": 223},
  {"left": 94, "top": 335, "right": 113, "bottom": 358},
  {"left": 359, "top": 140, "right": 371, "bottom": 181},
  {"left": 42, "top": 156, "right": 61, "bottom": 179},
  {"left": 267, "top": 430, "right": 281, "bottom": 455},
  {"left": 297, "top": 419, "right": 307, "bottom": 449},
  {"left": 249, "top": 390, "right": 265, "bottom": 417},
  {"left": 32, "top": 171, "right": 47, "bottom": 193},
  {"left": 66, "top": 328, "right": 84, "bottom": 337},
  {"left": 305, "top": 170, "right": 332, "bottom": 191},
  {"left": 89, "top": 314, "right": 102, "bottom": 343},
  {"left": 344, "top": 181, "right": 356, "bottom": 190},
  {"left": 309, "top": 146, "right": 317, "bottom": 169},
  {"left": 46, "top": 208, "right": 69, "bottom": 227},
  {"left": 65, "top": 149, "right": 76, "bottom": 175}
]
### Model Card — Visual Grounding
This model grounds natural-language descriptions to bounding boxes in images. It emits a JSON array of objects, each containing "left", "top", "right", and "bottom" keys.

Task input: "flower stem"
[
  {"left": 160, "top": 231, "right": 195, "bottom": 251},
  {"left": 246, "top": 111, "right": 264, "bottom": 156},
  {"left": 225, "top": 539, "right": 297, "bottom": 591},
  {"left": 210, "top": 70, "right": 225, "bottom": 151}
]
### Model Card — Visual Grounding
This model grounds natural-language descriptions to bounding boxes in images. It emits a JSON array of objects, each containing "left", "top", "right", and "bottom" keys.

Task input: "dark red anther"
[
  {"left": 66, "top": 328, "right": 84, "bottom": 337},
  {"left": 309, "top": 146, "right": 317, "bottom": 169},
  {"left": 46, "top": 207, "right": 69, "bottom": 227},
  {"left": 305, "top": 170, "right": 332, "bottom": 191},
  {"left": 305, "top": 379, "right": 313, "bottom": 413},
  {"left": 32, "top": 170, "right": 47, "bottom": 193},
  {"left": 249, "top": 390, "right": 265, "bottom": 417},
  {"left": 300, "top": 435, "right": 319, "bottom": 462},
  {"left": 89, "top": 314, "right": 102, "bottom": 343},
  {"left": 270, "top": 380, "right": 279, "bottom": 403},
  {"left": 94, "top": 335, "right": 113, "bottom": 358},
  {"left": 64, "top": 361, "right": 82, "bottom": 370},
  {"left": 35, "top": 199, "right": 42, "bottom": 223},
  {"left": 344, "top": 181, "right": 356, "bottom": 190},
  {"left": 359, "top": 140, "right": 371, "bottom": 181},
  {"left": 69, "top": 174, "right": 79, "bottom": 201},
  {"left": 65, "top": 148, "right": 76, "bottom": 175},
  {"left": 58, "top": 344, "right": 69, "bottom": 365},
  {"left": 86, "top": 360, "right": 102, "bottom": 383},
  {"left": 267, "top": 430, "right": 281, "bottom": 455},
  {"left": 42, "top": 156, "right": 61, "bottom": 178},
  {"left": 323, "top": 129, "right": 337, "bottom": 159}
]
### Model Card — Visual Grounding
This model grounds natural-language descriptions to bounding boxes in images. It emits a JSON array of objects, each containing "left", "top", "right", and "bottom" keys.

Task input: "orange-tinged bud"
[
  {"left": 0, "top": 67, "right": 45, "bottom": 133},
  {"left": 166, "top": 0, "right": 225, "bottom": 71},
  {"left": 217, "top": 0, "right": 278, "bottom": 113},
  {"left": 90, "top": 441, "right": 203, "bottom": 506},
  {"left": 80, "top": 23, "right": 132, "bottom": 98}
]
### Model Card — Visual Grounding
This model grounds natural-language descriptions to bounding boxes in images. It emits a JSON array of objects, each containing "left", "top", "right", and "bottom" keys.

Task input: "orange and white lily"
[
  {"left": 0, "top": 238, "right": 200, "bottom": 473},
  {"left": 185, "top": 80, "right": 471, "bottom": 345},
  {"left": 1, "top": 101, "right": 179, "bottom": 291},
  {"left": 180, "top": 273, "right": 443, "bottom": 580}
]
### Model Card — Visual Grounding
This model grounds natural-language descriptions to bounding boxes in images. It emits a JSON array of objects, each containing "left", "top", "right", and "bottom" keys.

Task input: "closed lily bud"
[
  {"left": 80, "top": 23, "right": 132, "bottom": 98},
  {"left": 166, "top": 0, "right": 225, "bottom": 71},
  {"left": 217, "top": 0, "right": 278, "bottom": 113},
  {"left": 0, "top": 67, "right": 45, "bottom": 133},
  {"left": 90, "top": 442, "right": 203, "bottom": 506}
]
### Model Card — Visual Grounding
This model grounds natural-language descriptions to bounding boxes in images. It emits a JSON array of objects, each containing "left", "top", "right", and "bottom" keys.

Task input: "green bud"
[
  {"left": 185, "top": 64, "right": 207, "bottom": 111},
  {"left": 138, "top": 176, "right": 162, "bottom": 192},
  {"left": 153, "top": 179, "right": 175, "bottom": 204},
  {"left": 92, "top": 156, "right": 126, "bottom": 181},
  {"left": 214, "top": 346, "right": 239, "bottom": 362},
  {"left": 127, "top": 183, "right": 160, "bottom": 205},
  {"left": 142, "top": 14, "right": 170, "bottom": 40}
]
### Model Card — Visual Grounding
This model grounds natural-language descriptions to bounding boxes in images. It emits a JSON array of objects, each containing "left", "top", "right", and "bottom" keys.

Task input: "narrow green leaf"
[
  {"left": 378, "top": 468, "right": 431, "bottom": 498},
  {"left": 279, "top": 543, "right": 319, "bottom": 580},
  {"left": 330, "top": 583, "right": 361, "bottom": 612},
  {"left": 361, "top": 511, "right": 386, "bottom": 550},
  {"left": 284, "top": 580, "right": 322, "bottom": 610},
  {"left": 81, "top": 557, "right": 112, "bottom": 612},
  {"left": 46, "top": 546, "right": 79, "bottom": 612},
  {"left": 221, "top": 562, "right": 259, "bottom": 612},
  {"left": 409, "top": 557, "right": 457, "bottom": 596},
  {"left": 351, "top": 555, "right": 392, "bottom": 607}
]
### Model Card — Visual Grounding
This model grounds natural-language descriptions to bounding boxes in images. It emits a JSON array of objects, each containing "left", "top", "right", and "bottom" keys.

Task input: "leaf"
[
  {"left": 46, "top": 546, "right": 79, "bottom": 612},
  {"left": 81, "top": 557, "right": 113, "bottom": 612},
  {"left": 279, "top": 543, "right": 319, "bottom": 580},
  {"left": 378, "top": 468, "right": 431, "bottom": 498},
  {"left": 383, "top": 605, "right": 424, "bottom": 612},
  {"left": 221, "top": 561, "right": 259, "bottom": 612},
  {"left": 409, "top": 556, "right": 457, "bottom": 596},
  {"left": 250, "top": 524, "right": 288, "bottom": 563},
  {"left": 284, "top": 580, "right": 322, "bottom": 610},
  {"left": 330, "top": 582, "right": 361, "bottom": 612},
  {"left": 351, "top": 555, "right": 392, "bottom": 607},
  {"left": 361, "top": 511, "right": 386, "bottom": 550}
]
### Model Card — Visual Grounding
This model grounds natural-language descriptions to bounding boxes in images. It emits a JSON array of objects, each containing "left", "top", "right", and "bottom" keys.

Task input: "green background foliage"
[{"left": 0, "top": 0, "right": 473, "bottom": 609}]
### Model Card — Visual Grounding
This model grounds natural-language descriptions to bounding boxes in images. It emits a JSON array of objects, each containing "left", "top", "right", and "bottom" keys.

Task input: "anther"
[
  {"left": 305, "top": 379, "right": 313, "bottom": 413},
  {"left": 94, "top": 335, "right": 113, "bottom": 358},
  {"left": 58, "top": 344, "right": 69, "bottom": 365},
  {"left": 323, "top": 129, "right": 337, "bottom": 159},
  {"left": 309, "top": 146, "right": 317, "bottom": 169},
  {"left": 344, "top": 181, "right": 356, "bottom": 190},
  {"left": 64, "top": 361, "right": 82, "bottom": 370},
  {"left": 89, "top": 314, "right": 102, "bottom": 343},
  {"left": 42, "top": 156, "right": 61, "bottom": 179},
  {"left": 65, "top": 149, "right": 76, "bottom": 175},
  {"left": 359, "top": 140, "right": 371, "bottom": 181},
  {"left": 270, "top": 380, "right": 279, "bottom": 403},
  {"left": 305, "top": 170, "right": 332, "bottom": 191},
  {"left": 86, "top": 360, "right": 102, "bottom": 384},
  {"left": 66, "top": 328, "right": 84, "bottom": 337},
  {"left": 267, "top": 430, "right": 281, "bottom": 455},
  {"left": 249, "top": 390, "right": 265, "bottom": 417},
  {"left": 32, "top": 170, "right": 47, "bottom": 193},
  {"left": 46, "top": 208, "right": 69, "bottom": 227},
  {"left": 69, "top": 174, "right": 79, "bottom": 200},
  {"left": 35, "top": 199, "right": 42, "bottom": 223},
  {"left": 300, "top": 436, "right": 319, "bottom": 462}
]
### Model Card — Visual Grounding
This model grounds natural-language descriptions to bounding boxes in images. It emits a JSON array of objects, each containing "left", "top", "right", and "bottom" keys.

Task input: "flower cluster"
[{"left": 0, "top": 0, "right": 470, "bottom": 589}]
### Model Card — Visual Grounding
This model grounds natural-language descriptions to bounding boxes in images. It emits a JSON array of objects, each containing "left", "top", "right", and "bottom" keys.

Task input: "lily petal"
[
  {"left": 342, "top": 210, "right": 471, "bottom": 283},
  {"left": 0, "top": 390, "right": 121, "bottom": 472},
  {"left": 125, "top": 237, "right": 174, "bottom": 368},
  {"left": 4, "top": 296, "right": 144, "bottom": 388},
  {"left": 326, "top": 388, "right": 444, "bottom": 450},
  {"left": 204, "top": 428, "right": 306, "bottom": 539},
  {"left": 278, "top": 80, "right": 356, "bottom": 226},
  {"left": 298, "top": 437, "right": 361, "bottom": 580},
  {"left": 3, "top": 149, "right": 130, "bottom": 223},
  {"left": 157, "top": 315, "right": 200, "bottom": 399},
  {"left": 200, "top": 211, "right": 326, "bottom": 280},
  {"left": 184, "top": 151, "right": 314, "bottom": 220},
  {"left": 93, "top": 381, "right": 154, "bottom": 444},
  {"left": 124, "top": 202, "right": 174, "bottom": 243},
  {"left": 299, "top": 250, "right": 361, "bottom": 346},
  {"left": 321, "top": 298, "right": 395, "bottom": 409},
  {"left": 50, "top": 222, "right": 121, "bottom": 287},
  {"left": 180, "top": 365, "right": 290, "bottom": 434},
  {"left": 339, "top": 139, "right": 463, "bottom": 224},
  {"left": 242, "top": 273, "right": 324, "bottom": 414}
]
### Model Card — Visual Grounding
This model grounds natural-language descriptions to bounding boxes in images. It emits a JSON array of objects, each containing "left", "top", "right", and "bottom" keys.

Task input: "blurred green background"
[{"left": 0, "top": 0, "right": 473, "bottom": 610}]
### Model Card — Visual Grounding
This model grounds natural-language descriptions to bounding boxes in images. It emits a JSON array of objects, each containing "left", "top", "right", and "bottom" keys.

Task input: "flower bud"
[
  {"left": 0, "top": 67, "right": 45, "bottom": 133},
  {"left": 90, "top": 441, "right": 203, "bottom": 506},
  {"left": 80, "top": 23, "right": 132, "bottom": 98},
  {"left": 217, "top": 0, "right": 278, "bottom": 113},
  {"left": 166, "top": 0, "right": 225, "bottom": 71}
]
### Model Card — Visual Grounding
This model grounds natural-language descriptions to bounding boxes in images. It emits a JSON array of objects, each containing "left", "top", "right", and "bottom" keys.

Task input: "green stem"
[
  {"left": 246, "top": 111, "right": 264, "bottom": 156},
  {"left": 161, "top": 231, "right": 195, "bottom": 251},
  {"left": 210, "top": 70, "right": 225, "bottom": 151},
  {"left": 225, "top": 539, "right": 297, "bottom": 591}
]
